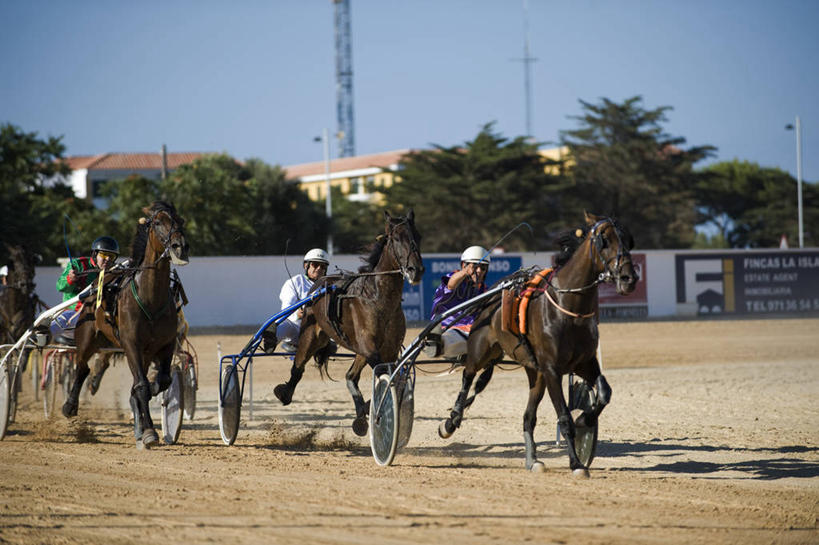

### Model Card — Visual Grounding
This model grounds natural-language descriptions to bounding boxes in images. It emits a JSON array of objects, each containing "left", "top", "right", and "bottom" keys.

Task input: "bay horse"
[
  {"left": 62, "top": 201, "right": 189, "bottom": 449},
  {"left": 0, "top": 244, "right": 41, "bottom": 344},
  {"left": 438, "top": 213, "right": 638, "bottom": 476},
  {"left": 274, "top": 210, "right": 424, "bottom": 436}
]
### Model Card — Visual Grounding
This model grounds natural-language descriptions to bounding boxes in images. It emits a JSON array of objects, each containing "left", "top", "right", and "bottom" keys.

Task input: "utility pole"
[
  {"left": 513, "top": 0, "right": 537, "bottom": 138},
  {"left": 786, "top": 117, "right": 804, "bottom": 248}
]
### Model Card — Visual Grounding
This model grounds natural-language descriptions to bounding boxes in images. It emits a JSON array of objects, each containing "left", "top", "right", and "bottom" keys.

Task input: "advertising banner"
[
  {"left": 402, "top": 255, "right": 523, "bottom": 321},
  {"left": 599, "top": 253, "right": 648, "bottom": 319},
  {"left": 675, "top": 251, "right": 819, "bottom": 315}
]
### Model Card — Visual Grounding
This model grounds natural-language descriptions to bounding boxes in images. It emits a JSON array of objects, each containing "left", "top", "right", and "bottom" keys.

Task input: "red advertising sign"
[{"left": 599, "top": 253, "right": 647, "bottom": 306}]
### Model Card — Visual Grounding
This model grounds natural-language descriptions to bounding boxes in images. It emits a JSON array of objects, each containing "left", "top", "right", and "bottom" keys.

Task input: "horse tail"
[{"left": 313, "top": 342, "right": 336, "bottom": 380}]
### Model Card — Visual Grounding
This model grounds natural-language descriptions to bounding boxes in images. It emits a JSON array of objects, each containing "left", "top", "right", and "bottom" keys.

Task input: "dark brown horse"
[
  {"left": 274, "top": 210, "right": 424, "bottom": 435},
  {"left": 62, "top": 201, "right": 189, "bottom": 449},
  {"left": 438, "top": 213, "right": 638, "bottom": 476},
  {"left": 0, "top": 244, "right": 41, "bottom": 344}
]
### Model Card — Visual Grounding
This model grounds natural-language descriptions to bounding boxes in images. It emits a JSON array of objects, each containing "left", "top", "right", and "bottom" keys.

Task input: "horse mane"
[
  {"left": 358, "top": 235, "right": 388, "bottom": 273},
  {"left": 358, "top": 212, "right": 418, "bottom": 273},
  {"left": 130, "top": 201, "right": 182, "bottom": 265},
  {"left": 555, "top": 225, "right": 589, "bottom": 267}
]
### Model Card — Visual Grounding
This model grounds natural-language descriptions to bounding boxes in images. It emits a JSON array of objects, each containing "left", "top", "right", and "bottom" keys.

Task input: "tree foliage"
[
  {"left": 559, "top": 96, "right": 715, "bottom": 248},
  {"left": 383, "top": 123, "right": 565, "bottom": 252},
  {"left": 697, "top": 160, "right": 818, "bottom": 248}
]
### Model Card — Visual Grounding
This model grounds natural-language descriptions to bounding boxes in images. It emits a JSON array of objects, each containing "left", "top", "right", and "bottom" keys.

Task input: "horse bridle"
[
  {"left": 383, "top": 217, "right": 421, "bottom": 280},
  {"left": 144, "top": 209, "right": 186, "bottom": 262}
]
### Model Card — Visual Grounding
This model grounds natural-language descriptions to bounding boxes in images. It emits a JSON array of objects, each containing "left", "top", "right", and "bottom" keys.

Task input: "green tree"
[
  {"left": 559, "top": 96, "right": 715, "bottom": 248},
  {"left": 0, "top": 123, "right": 105, "bottom": 264},
  {"left": 330, "top": 186, "right": 384, "bottom": 254},
  {"left": 244, "top": 158, "right": 327, "bottom": 255},
  {"left": 383, "top": 123, "right": 565, "bottom": 252},
  {"left": 698, "top": 160, "right": 818, "bottom": 247}
]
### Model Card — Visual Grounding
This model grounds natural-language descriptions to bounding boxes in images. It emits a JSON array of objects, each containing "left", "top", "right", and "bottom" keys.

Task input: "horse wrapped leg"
[
  {"left": 347, "top": 356, "right": 370, "bottom": 436},
  {"left": 131, "top": 380, "right": 158, "bottom": 449},
  {"left": 439, "top": 370, "right": 476, "bottom": 438}
]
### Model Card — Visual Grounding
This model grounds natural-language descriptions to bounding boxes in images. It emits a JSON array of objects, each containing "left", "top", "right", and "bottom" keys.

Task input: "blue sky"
[{"left": 1, "top": 1, "right": 816, "bottom": 180}]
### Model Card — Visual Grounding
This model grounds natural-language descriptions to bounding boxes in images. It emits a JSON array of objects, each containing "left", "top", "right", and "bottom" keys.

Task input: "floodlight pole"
[
  {"left": 787, "top": 117, "right": 805, "bottom": 248},
  {"left": 322, "top": 127, "right": 334, "bottom": 255}
]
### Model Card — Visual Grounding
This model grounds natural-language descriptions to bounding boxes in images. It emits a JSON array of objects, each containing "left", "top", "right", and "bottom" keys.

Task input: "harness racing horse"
[
  {"left": 0, "top": 244, "right": 41, "bottom": 344},
  {"left": 438, "top": 213, "right": 638, "bottom": 476},
  {"left": 62, "top": 201, "right": 189, "bottom": 449},
  {"left": 274, "top": 210, "right": 424, "bottom": 436}
]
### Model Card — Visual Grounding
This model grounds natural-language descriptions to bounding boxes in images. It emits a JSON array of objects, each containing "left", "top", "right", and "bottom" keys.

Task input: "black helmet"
[{"left": 91, "top": 236, "right": 120, "bottom": 255}]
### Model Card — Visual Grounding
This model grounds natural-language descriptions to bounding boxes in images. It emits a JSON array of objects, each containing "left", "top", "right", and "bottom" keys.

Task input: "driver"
[
  {"left": 50, "top": 236, "right": 120, "bottom": 344},
  {"left": 263, "top": 248, "right": 330, "bottom": 353},
  {"left": 424, "top": 245, "right": 490, "bottom": 358}
]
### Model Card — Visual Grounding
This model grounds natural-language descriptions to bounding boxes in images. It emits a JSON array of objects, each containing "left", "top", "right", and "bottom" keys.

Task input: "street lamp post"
[
  {"left": 319, "top": 128, "right": 334, "bottom": 256},
  {"left": 786, "top": 117, "right": 804, "bottom": 248}
]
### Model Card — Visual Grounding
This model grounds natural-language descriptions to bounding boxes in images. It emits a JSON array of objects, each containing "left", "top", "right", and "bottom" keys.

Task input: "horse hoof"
[
  {"left": 273, "top": 384, "right": 292, "bottom": 406},
  {"left": 438, "top": 421, "right": 454, "bottom": 439},
  {"left": 530, "top": 461, "right": 546, "bottom": 473},
  {"left": 140, "top": 428, "right": 159, "bottom": 449},
  {"left": 572, "top": 468, "right": 591, "bottom": 479},
  {"left": 61, "top": 401, "right": 77, "bottom": 418},
  {"left": 352, "top": 416, "right": 368, "bottom": 437}
]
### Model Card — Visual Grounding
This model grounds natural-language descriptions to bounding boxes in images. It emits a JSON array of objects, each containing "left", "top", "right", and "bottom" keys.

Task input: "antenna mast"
[{"left": 334, "top": 0, "right": 355, "bottom": 157}]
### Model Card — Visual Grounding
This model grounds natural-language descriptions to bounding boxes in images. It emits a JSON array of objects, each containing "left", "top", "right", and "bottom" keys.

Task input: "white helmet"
[
  {"left": 0, "top": 265, "right": 7, "bottom": 276},
  {"left": 303, "top": 248, "right": 329, "bottom": 265},
  {"left": 460, "top": 246, "right": 490, "bottom": 264}
]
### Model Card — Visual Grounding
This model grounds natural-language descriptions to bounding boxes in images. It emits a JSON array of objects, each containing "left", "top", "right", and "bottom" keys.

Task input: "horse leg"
[
  {"left": 89, "top": 353, "right": 112, "bottom": 395},
  {"left": 150, "top": 343, "right": 174, "bottom": 396},
  {"left": 575, "top": 357, "right": 612, "bottom": 426},
  {"left": 438, "top": 368, "right": 476, "bottom": 438},
  {"left": 273, "top": 321, "right": 321, "bottom": 405},
  {"left": 542, "top": 368, "right": 589, "bottom": 477},
  {"left": 124, "top": 345, "right": 158, "bottom": 449},
  {"left": 61, "top": 356, "right": 90, "bottom": 418},
  {"left": 522, "top": 367, "right": 546, "bottom": 471},
  {"left": 463, "top": 365, "right": 494, "bottom": 410},
  {"left": 347, "top": 354, "right": 371, "bottom": 437},
  {"left": 61, "top": 327, "right": 96, "bottom": 418}
]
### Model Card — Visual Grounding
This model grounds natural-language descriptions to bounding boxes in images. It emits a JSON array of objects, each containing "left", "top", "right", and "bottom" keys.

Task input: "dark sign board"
[{"left": 675, "top": 251, "right": 819, "bottom": 315}]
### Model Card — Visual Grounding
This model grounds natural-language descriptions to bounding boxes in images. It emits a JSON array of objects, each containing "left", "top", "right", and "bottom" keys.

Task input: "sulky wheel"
[
  {"left": 0, "top": 360, "right": 10, "bottom": 440},
  {"left": 369, "top": 374, "right": 399, "bottom": 466},
  {"left": 161, "top": 366, "right": 184, "bottom": 445},
  {"left": 218, "top": 363, "right": 241, "bottom": 446},
  {"left": 42, "top": 352, "right": 58, "bottom": 419},
  {"left": 396, "top": 376, "right": 415, "bottom": 450},
  {"left": 182, "top": 354, "right": 197, "bottom": 421},
  {"left": 570, "top": 378, "right": 599, "bottom": 468},
  {"left": 29, "top": 349, "right": 41, "bottom": 402}
]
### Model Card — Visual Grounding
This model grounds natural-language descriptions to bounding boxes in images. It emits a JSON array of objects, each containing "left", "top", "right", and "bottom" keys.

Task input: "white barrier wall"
[{"left": 33, "top": 249, "right": 818, "bottom": 327}]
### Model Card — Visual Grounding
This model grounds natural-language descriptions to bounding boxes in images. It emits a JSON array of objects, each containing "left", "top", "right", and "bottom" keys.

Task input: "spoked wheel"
[
  {"left": 29, "top": 349, "right": 41, "bottom": 402},
  {"left": 42, "top": 352, "right": 58, "bottom": 419},
  {"left": 8, "top": 349, "right": 25, "bottom": 424},
  {"left": 0, "top": 360, "right": 10, "bottom": 440},
  {"left": 218, "top": 363, "right": 241, "bottom": 446},
  {"left": 569, "top": 378, "right": 599, "bottom": 468},
  {"left": 161, "top": 367, "right": 184, "bottom": 444},
  {"left": 396, "top": 375, "right": 415, "bottom": 450},
  {"left": 369, "top": 374, "right": 399, "bottom": 466},
  {"left": 181, "top": 353, "right": 196, "bottom": 421}
]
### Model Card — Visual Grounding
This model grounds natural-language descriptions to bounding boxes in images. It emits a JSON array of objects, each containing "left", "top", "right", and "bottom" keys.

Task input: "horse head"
[
  {"left": 140, "top": 201, "right": 190, "bottom": 266},
  {"left": 584, "top": 212, "right": 638, "bottom": 295},
  {"left": 384, "top": 209, "right": 424, "bottom": 285}
]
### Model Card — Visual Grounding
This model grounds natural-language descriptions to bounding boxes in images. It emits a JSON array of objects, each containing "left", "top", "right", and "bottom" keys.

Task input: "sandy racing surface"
[{"left": 1, "top": 318, "right": 817, "bottom": 544}]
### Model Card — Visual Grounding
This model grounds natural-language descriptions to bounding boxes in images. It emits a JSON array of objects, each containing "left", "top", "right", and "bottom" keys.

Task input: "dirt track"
[{"left": 1, "top": 318, "right": 817, "bottom": 544}]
